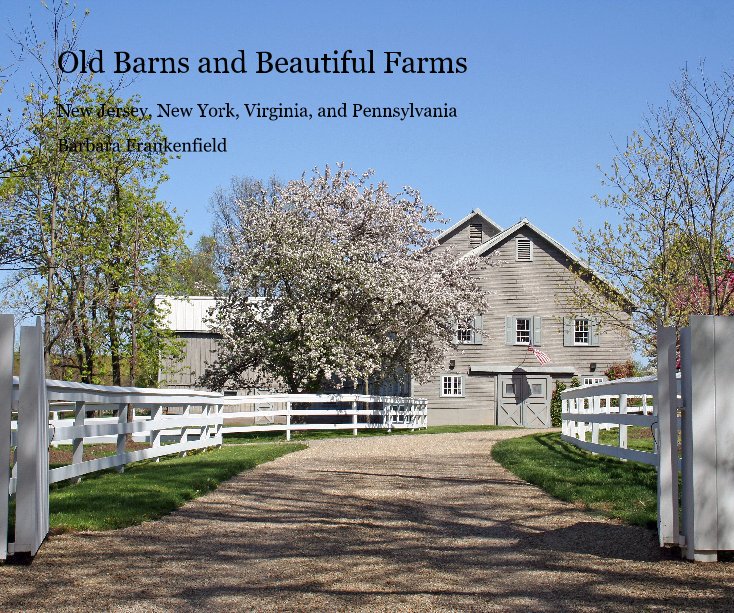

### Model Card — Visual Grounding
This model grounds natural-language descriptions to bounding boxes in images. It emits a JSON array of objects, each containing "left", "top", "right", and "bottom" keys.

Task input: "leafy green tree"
[
  {"left": 573, "top": 65, "right": 734, "bottom": 352},
  {"left": 0, "top": 4, "right": 187, "bottom": 386},
  {"left": 169, "top": 235, "right": 223, "bottom": 295}
]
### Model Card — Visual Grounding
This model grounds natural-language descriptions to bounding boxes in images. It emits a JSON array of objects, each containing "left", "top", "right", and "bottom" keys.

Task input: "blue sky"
[{"left": 3, "top": 0, "right": 734, "bottom": 251}]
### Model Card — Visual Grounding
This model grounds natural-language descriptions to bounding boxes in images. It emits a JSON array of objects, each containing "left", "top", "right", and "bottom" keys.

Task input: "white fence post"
[
  {"left": 686, "top": 317, "right": 719, "bottom": 561},
  {"left": 179, "top": 404, "right": 190, "bottom": 456},
  {"left": 72, "top": 401, "right": 85, "bottom": 483},
  {"left": 591, "top": 395, "right": 600, "bottom": 448},
  {"left": 680, "top": 316, "right": 734, "bottom": 561},
  {"left": 618, "top": 394, "right": 628, "bottom": 450},
  {"left": 116, "top": 404, "right": 126, "bottom": 473},
  {"left": 0, "top": 315, "right": 14, "bottom": 561},
  {"left": 286, "top": 401, "right": 291, "bottom": 441},
  {"left": 352, "top": 400, "right": 358, "bottom": 436},
  {"left": 14, "top": 318, "right": 50, "bottom": 558},
  {"left": 656, "top": 325, "right": 679, "bottom": 548},
  {"left": 711, "top": 317, "right": 734, "bottom": 556},
  {"left": 682, "top": 318, "right": 720, "bottom": 561},
  {"left": 215, "top": 403, "right": 223, "bottom": 446},
  {"left": 151, "top": 404, "right": 162, "bottom": 462},
  {"left": 576, "top": 397, "right": 584, "bottom": 440},
  {"left": 680, "top": 325, "right": 693, "bottom": 556},
  {"left": 200, "top": 404, "right": 208, "bottom": 443}
]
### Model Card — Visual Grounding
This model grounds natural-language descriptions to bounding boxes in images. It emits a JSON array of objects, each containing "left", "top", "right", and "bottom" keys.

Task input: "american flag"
[{"left": 528, "top": 344, "right": 551, "bottom": 365}]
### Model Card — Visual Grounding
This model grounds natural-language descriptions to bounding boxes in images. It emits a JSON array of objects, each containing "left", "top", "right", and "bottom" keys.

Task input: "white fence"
[
  {"left": 561, "top": 375, "right": 660, "bottom": 466},
  {"left": 562, "top": 318, "right": 734, "bottom": 562},
  {"left": 0, "top": 316, "right": 427, "bottom": 561}
]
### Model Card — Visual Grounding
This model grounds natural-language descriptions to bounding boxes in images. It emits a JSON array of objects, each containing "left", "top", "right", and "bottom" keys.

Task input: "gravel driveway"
[{"left": 1, "top": 430, "right": 733, "bottom": 612}]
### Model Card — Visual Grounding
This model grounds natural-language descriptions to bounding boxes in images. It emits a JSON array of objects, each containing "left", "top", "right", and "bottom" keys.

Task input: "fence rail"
[
  {"left": 0, "top": 314, "right": 427, "bottom": 561},
  {"left": 11, "top": 391, "right": 426, "bottom": 492},
  {"left": 560, "top": 320, "right": 734, "bottom": 562},
  {"left": 561, "top": 375, "right": 660, "bottom": 466}
]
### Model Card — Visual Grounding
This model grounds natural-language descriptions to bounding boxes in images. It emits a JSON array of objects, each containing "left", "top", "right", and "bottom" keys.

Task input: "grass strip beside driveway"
[
  {"left": 223, "top": 424, "right": 519, "bottom": 444},
  {"left": 43, "top": 443, "right": 305, "bottom": 532},
  {"left": 492, "top": 432, "right": 657, "bottom": 528}
]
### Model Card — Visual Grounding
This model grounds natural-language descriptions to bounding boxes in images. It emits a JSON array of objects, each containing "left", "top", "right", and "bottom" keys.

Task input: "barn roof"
[
  {"left": 462, "top": 218, "right": 634, "bottom": 309},
  {"left": 436, "top": 207, "right": 503, "bottom": 244}
]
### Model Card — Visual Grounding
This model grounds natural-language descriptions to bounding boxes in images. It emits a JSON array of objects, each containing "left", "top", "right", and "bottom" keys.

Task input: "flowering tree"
[
  {"left": 200, "top": 165, "right": 488, "bottom": 393},
  {"left": 671, "top": 255, "right": 734, "bottom": 317}
]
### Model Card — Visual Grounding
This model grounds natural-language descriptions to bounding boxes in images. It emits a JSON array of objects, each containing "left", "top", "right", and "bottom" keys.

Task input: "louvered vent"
[
  {"left": 516, "top": 238, "right": 532, "bottom": 261},
  {"left": 469, "top": 223, "right": 483, "bottom": 246}
]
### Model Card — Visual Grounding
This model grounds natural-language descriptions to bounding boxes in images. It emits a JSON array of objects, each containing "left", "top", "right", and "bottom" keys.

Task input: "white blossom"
[{"left": 200, "top": 165, "right": 489, "bottom": 392}]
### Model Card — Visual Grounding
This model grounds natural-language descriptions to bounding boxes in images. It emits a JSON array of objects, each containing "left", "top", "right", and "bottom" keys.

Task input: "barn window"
[
  {"left": 441, "top": 374, "right": 464, "bottom": 397},
  {"left": 505, "top": 315, "right": 542, "bottom": 345},
  {"left": 574, "top": 319, "right": 590, "bottom": 345},
  {"left": 456, "top": 326, "right": 472, "bottom": 343},
  {"left": 454, "top": 315, "right": 483, "bottom": 345},
  {"left": 563, "top": 316, "right": 601, "bottom": 347},
  {"left": 516, "top": 237, "right": 533, "bottom": 261},
  {"left": 515, "top": 318, "right": 531, "bottom": 344},
  {"left": 469, "top": 223, "right": 483, "bottom": 246}
]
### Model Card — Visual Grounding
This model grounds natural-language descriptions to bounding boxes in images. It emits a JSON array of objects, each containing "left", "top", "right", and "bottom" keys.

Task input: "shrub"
[
  {"left": 550, "top": 380, "right": 566, "bottom": 427},
  {"left": 604, "top": 360, "right": 637, "bottom": 381}
]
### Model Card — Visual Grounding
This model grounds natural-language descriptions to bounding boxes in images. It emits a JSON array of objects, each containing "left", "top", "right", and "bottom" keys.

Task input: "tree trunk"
[{"left": 108, "top": 305, "right": 122, "bottom": 386}]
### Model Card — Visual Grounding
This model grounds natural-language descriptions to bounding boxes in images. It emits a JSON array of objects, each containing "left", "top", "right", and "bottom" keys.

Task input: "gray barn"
[
  {"left": 157, "top": 209, "right": 633, "bottom": 427},
  {"left": 412, "top": 209, "right": 633, "bottom": 427}
]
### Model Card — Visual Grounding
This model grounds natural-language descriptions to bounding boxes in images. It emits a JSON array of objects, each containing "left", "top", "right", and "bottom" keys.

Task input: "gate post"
[
  {"left": 656, "top": 325, "right": 679, "bottom": 547},
  {"left": 681, "top": 317, "right": 718, "bottom": 561},
  {"left": 680, "top": 316, "right": 734, "bottom": 561},
  {"left": 14, "top": 318, "right": 50, "bottom": 558},
  {"left": 0, "top": 315, "right": 14, "bottom": 561}
]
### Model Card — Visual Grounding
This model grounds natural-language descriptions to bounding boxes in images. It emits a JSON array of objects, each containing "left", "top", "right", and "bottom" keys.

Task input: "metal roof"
[{"left": 155, "top": 296, "right": 217, "bottom": 332}]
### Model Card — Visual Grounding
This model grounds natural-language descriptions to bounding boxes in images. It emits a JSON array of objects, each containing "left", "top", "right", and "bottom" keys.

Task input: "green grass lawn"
[
  {"left": 597, "top": 425, "right": 656, "bottom": 452},
  {"left": 11, "top": 442, "right": 305, "bottom": 534},
  {"left": 222, "top": 424, "right": 519, "bottom": 444},
  {"left": 492, "top": 432, "right": 658, "bottom": 528}
]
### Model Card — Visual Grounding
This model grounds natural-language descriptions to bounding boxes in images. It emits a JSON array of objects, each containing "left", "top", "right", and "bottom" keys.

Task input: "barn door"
[
  {"left": 497, "top": 375, "right": 524, "bottom": 426},
  {"left": 497, "top": 374, "right": 551, "bottom": 428},
  {"left": 522, "top": 376, "right": 550, "bottom": 428}
]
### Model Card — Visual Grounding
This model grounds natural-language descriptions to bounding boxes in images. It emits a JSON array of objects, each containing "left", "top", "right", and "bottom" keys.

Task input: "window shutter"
[
  {"left": 473, "top": 315, "right": 483, "bottom": 344},
  {"left": 532, "top": 316, "right": 542, "bottom": 346},
  {"left": 505, "top": 316, "right": 514, "bottom": 345},
  {"left": 563, "top": 317, "right": 574, "bottom": 346},
  {"left": 590, "top": 317, "right": 601, "bottom": 346}
]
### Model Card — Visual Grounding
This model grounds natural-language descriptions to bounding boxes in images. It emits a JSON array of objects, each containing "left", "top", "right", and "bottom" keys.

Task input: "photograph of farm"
[{"left": 1, "top": 1, "right": 734, "bottom": 610}]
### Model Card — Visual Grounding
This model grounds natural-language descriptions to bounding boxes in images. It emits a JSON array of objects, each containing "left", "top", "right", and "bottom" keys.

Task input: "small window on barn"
[
  {"left": 563, "top": 316, "right": 601, "bottom": 347},
  {"left": 515, "top": 318, "right": 531, "bottom": 344},
  {"left": 454, "top": 315, "right": 483, "bottom": 345},
  {"left": 574, "top": 319, "right": 590, "bottom": 345},
  {"left": 441, "top": 374, "right": 464, "bottom": 397},
  {"left": 469, "top": 223, "right": 483, "bottom": 246},
  {"left": 516, "top": 237, "right": 533, "bottom": 261},
  {"left": 456, "top": 326, "right": 473, "bottom": 344}
]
